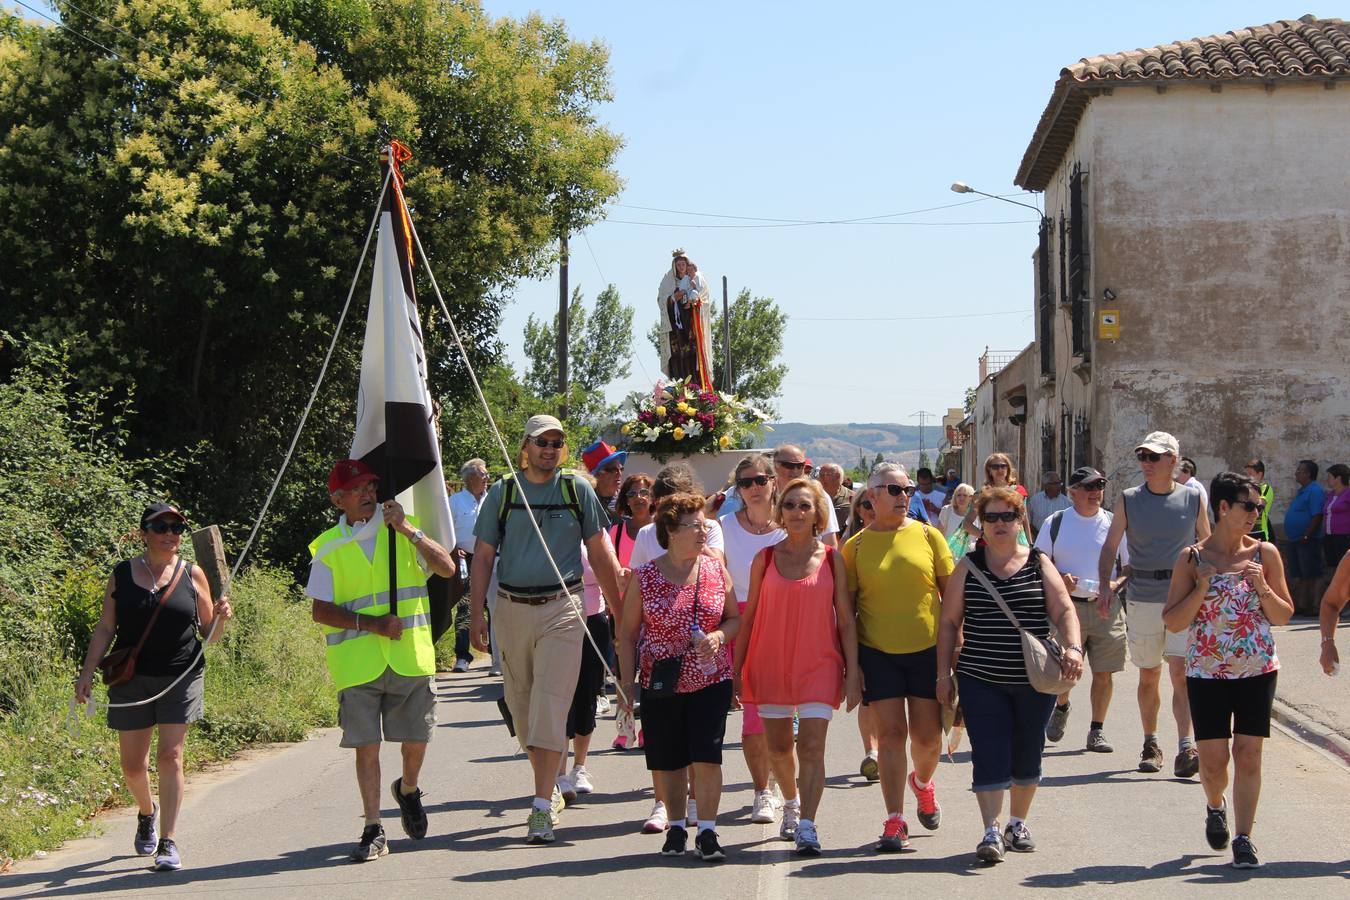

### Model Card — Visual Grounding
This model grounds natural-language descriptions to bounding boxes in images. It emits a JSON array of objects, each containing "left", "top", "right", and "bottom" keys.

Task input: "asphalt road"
[{"left": 5, "top": 659, "right": 1350, "bottom": 899}]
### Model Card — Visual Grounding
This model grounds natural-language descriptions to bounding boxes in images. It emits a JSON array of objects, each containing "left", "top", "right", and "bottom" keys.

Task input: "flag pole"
[{"left": 380, "top": 143, "right": 400, "bottom": 623}]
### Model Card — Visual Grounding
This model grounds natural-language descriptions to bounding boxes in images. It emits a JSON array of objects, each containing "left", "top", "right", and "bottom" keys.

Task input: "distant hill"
[{"left": 765, "top": 422, "right": 939, "bottom": 470}]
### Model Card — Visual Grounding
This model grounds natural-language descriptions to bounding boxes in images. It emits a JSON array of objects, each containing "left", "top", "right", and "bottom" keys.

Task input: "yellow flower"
[
  {"left": 621, "top": 423, "right": 631, "bottom": 435},
  {"left": 719, "top": 435, "right": 730, "bottom": 449},
  {"left": 655, "top": 405, "right": 667, "bottom": 417},
  {"left": 676, "top": 402, "right": 690, "bottom": 414},
  {"left": 673, "top": 427, "right": 685, "bottom": 441}
]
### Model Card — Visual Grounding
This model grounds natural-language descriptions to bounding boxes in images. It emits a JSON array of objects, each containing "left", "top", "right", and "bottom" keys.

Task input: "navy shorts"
[
  {"left": 957, "top": 674, "right": 1056, "bottom": 792},
  {"left": 1284, "top": 539, "right": 1324, "bottom": 580},
  {"left": 858, "top": 644, "right": 938, "bottom": 702}
]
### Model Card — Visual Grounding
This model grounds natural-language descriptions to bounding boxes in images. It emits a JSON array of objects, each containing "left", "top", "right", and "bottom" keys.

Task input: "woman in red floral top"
[
  {"left": 617, "top": 493, "right": 739, "bottom": 862},
  {"left": 1164, "top": 473, "right": 1294, "bottom": 870}
]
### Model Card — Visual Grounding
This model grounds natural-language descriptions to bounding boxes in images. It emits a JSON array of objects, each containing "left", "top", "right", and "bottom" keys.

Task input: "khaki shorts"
[
  {"left": 1125, "top": 601, "right": 1187, "bottom": 670},
  {"left": 495, "top": 591, "right": 585, "bottom": 753},
  {"left": 338, "top": 667, "right": 436, "bottom": 748},
  {"left": 1070, "top": 597, "right": 1127, "bottom": 673}
]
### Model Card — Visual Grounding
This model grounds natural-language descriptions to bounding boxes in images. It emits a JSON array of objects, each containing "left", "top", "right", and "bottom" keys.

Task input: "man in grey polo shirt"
[
  {"left": 1098, "top": 431, "right": 1210, "bottom": 778},
  {"left": 469, "top": 414, "right": 621, "bottom": 844}
]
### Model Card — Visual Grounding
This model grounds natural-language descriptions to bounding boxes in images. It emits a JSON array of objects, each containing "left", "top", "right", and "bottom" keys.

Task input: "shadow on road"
[{"left": 1020, "top": 854, "right": 1350, "bottom": 887}]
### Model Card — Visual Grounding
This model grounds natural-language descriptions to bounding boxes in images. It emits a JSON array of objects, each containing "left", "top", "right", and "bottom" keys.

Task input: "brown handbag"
[{"left": 98, "top": 559, "right": 187, "bottom": 686}]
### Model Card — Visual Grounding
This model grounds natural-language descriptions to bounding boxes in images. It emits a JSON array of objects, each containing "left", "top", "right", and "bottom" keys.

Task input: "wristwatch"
[{"left": 410, "top": 528, "right": 425, "bottom": 545}]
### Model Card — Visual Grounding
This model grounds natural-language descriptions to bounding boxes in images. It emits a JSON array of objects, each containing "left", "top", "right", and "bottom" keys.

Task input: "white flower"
[
  {"left": 641, "top": 426, "right": 661, "bottom": 442},
  {"left": 684, "top": 421, "right": 704, "bottom": 438}
]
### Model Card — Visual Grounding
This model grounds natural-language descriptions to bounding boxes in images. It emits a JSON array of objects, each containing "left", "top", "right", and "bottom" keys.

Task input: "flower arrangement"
[{"left": 618, "top": 378, "right": 770, "bottom": 461}]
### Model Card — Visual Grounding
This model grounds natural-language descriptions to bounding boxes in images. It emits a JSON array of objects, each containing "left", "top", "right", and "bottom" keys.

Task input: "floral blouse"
[
  {"left": 1185, "top": 548, "right": 1279, "bottom": 680},
  {"left": 636, "top": 555, "right": 732, "bottom": 693}
]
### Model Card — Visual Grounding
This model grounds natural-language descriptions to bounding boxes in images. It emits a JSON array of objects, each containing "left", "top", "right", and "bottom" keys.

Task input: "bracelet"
[{"left": 1325, "top": 637, "right": 1337, "bottom": 644}]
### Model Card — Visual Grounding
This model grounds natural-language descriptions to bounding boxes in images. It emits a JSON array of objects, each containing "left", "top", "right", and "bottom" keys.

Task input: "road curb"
[{"left": 1270, "top": 695, "right": 1350, "bottom": 769}]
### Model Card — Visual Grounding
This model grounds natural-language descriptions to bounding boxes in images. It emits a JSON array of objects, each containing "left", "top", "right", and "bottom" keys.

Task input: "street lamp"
[{"left": 950, "top": 181, "right": 1042, "bottom": 217}]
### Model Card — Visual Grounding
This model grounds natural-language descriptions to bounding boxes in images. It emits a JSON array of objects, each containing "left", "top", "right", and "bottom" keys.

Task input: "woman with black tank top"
[
  {"left": 936, "top": 487, "right": 1082, "bottom": 864},
  {"left": 75, "top": 502, "right": 232, "bottom": 872}
]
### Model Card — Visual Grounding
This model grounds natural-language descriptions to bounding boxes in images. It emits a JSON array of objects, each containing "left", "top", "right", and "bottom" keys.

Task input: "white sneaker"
[
  {"left": 686, "top": 798, "right": 699, "bottom": 828},
  {"left": 642, "top": 801, "right": 669, "bottom": 834},
  {"left": 451, "top": 659, "right": 470, "bottom": 673},
  {"left": 595, "top": 695, "right": 612, "bottom": 716},
  {"left": 779, "top": 802, "right": 801, "bottom": 840},
  {"left": 571, "top": 765, "right": 594, "bottom": 794},
  {"left": 557, "top": 772, "right": 577, "bottom": 805},
  {"left": 750, "top": 789, "right": 778, "bottom": 824}
]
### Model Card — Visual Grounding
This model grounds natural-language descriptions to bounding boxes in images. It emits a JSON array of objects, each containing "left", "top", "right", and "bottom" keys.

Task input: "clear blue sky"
[{"left": 22, "top": 1, "right": 1299, "bottom": 422}]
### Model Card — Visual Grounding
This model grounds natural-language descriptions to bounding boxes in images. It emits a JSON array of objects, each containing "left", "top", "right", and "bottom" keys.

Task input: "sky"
[{"left": 20, "top": 0, "right": 1301, "bottom": 423}]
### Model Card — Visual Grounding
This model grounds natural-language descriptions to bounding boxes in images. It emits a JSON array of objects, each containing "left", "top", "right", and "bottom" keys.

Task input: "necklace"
[
  {"left": 740, "top": 508, "right": 773, "bottom": 535},
  {"left": 139, "top": 554, "right": 176, "bottom": 592}
]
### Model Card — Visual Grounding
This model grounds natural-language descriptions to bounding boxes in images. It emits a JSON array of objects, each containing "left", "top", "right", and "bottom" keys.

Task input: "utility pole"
[
  {"left": 721, "top": 275, "right": 732, "bottom": 394},
  {"left": 557, "top": 233, "right": 569, "bottom": 419},
  {"left": 910, "top": 410, "right": 939, "bottom": 465}
]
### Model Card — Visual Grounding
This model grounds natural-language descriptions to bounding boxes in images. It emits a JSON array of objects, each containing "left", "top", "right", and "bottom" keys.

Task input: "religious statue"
[{"left": 656, "top": 248, "right": 713, "bottom": 389}]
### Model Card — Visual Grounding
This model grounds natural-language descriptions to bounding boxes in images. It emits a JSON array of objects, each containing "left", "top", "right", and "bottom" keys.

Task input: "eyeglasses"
[
  {"left": 532, "top": 437, "right": 565, "bottom": 449},
  {"left": 600, "top": 464, "right": 623, "bottom": 475},
  {"left": 781, "top": 500, "right": 815, "bottom": 512},
  {"left": 736, "top": 474, "right": 770, "bottom": 489},
  {"left": 1233, "top": 500, "right": 1267, "bottom": 514},
  {"left": 983, "top": 511, "right": 1021, "bottom": 523},
  {"left": 880, "top": 484, "right": 917, "bottom": 497},
  {"left": 1135, "top": 450, "right": 1162, "bottom": 462},
  {"left": 625, "top": 487, "right": 653, "bottom": 499},
  {"left": 860, "top": 500, "right": 873, "bottom": 511},
  {"left": 776, "top": 460, "right": 806, "bottom": 471},
  {"left": 673, "top": 520, "right": 709, "bottom": 533},
  {"left": 145, "top": 521, "right": 187, "bottom": 535},
  {"left": 1075, "top": 481, "right": 1106, "bottom": 492}
]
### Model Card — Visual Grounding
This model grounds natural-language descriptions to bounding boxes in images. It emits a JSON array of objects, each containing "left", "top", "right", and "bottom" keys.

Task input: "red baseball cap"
[{"left": 328, "top": 459, "right": 378, "bottom": 493}]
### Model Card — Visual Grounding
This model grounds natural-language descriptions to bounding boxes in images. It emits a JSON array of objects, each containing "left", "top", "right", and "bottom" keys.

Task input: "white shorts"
[
  {"left": 1125, "top": 602, "right": 1188, "bottom": 669},
  {"left": 756, "top": 702, "right": 834, "bottom": 721}
]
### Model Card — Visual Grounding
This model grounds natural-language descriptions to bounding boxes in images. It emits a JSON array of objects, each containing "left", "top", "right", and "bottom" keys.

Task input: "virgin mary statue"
[{"left": 656, "top": 248, "right": 713, "bottom": 389}]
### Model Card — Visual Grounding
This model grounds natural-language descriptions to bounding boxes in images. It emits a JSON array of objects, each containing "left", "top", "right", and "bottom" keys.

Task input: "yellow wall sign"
[{"left": 1098, "top": 309, "right": 1120, "bottom": 341}]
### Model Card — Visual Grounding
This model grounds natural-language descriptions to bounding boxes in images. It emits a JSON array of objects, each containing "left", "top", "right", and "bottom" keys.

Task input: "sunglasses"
[
  {"left": 983, "top": 511, "right": 1021, "bottom": 523},
  {"left": 600, "top": 464, "right": 623, "bottom": 474},
  {"left": 625, "top": 487, "right": 653, "bottom": 499},
  {"left": 1075, "top": 481, "right": 1107, "bottom": 492},
  {"left": 860, "top": 500, "right": 873, "bottom": 511},
  {"left": 531, "top": 437, "right": 565, "bottom": 449},
  {"left": 145, "top": 520, "right": 187, "bottom": 535},
  {"left": 737, "top": 474, "right": 771, "bottom": 489},
  {"left": 781, "top": 500, "right": 815, "bottom": 512},
  {"left": 880, "top": 484, "right": 917, "bottom": 497},
  {"left": 1233, "top": 500, "right": 1267, "bottom": 514},
  {"left": 988, "top": 462, "right": 1008, "bottom": 470},
  {"left": 776, "top": 460, "right": 806, "bottom": 471},
  {"left": 1135, "top": 450, "right": 1163, "bottom": 462}
]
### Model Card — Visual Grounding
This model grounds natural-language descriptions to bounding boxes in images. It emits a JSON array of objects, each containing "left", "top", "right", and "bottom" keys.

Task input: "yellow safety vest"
[{"left": 308, "top": 517, "right": 435, "bottom": 691}]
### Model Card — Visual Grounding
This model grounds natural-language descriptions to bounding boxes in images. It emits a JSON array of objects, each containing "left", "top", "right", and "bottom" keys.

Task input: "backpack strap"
[
  {"left": 496, "top": 472, "right": 584, "bottom": 557},
  {"left": 1047, "top": 510, "right": 1065, "bottom": 562}
]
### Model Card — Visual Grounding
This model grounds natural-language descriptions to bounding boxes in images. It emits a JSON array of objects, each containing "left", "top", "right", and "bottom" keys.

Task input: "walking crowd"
[{"left": 75, "top": 417, "right": 1350, "bottom": 872}]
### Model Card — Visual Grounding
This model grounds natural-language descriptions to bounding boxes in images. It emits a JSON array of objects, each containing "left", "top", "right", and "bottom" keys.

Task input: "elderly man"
[
  {"left": 448, "top": 459, "right": 490, "bottom": 673},
  {"left": 469, "top": 415, "right": 622, "bottom": 844},
  {"left": 817, "top": 463, "right": 852, "bottom": 531},
  {"left": 1034, "top": 467, "right": 1129, "bottom": 752},
  {"left": 774, "top": 445, "right": 840, "bottom": 546},
  {"left": 1027, "top": 471, "right": 1072, "bottom": 536},
  {"left": 307, "top": 458, "right": 455, "bottom": 862},
  {"left": 582, "top": 440, "right": 627, "bottom": 525}
]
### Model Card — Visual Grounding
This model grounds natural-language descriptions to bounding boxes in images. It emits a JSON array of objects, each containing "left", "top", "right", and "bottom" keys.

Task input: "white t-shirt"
[
  {"left": 1027, "top": 491, "right": 1072, "bottom": 532},
  {"left": 305, "top": 515, "right": 431, "bottom": 603},
  {"left": 937, "top": 505, "right": 967, "bottom": 539},
  {"left": 628, "top": 518, "right": 726, "bottom": 569},
  {"left": 718, "top": 511, "right": 786, "bottom": 606},
  {"left": 916, "top": 489, "right": 947, "bottom": 522},
  {"left": 1180, "top": 476, "right": 1209, "bottom": 507},
  {"left": 448, "top": 489, "right": 485, "bottom": 552},
  {"left": 1032, "top": 507, "right": 1129, "bottom": 597}
]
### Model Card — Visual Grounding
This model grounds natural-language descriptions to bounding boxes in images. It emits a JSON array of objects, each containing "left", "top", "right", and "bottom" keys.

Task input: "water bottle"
[
  {"left": 690, "top": 622, "right": 718, "bottom": 675},
  {"left": 1078, "top": 578, "right": 1100, "bottom": 598},
  {"left": 458, "top": 556, "right": 469, "bottom": 582}
]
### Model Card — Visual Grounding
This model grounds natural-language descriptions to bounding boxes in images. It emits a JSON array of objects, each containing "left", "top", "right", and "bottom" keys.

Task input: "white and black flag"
[{"left": 351, "top": 143, "right": 456, "bottom": 639}]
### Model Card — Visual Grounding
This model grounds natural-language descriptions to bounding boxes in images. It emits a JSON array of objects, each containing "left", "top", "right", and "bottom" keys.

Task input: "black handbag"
[{"left": 645, "top": 655, "right": 684, "bottom": 698}]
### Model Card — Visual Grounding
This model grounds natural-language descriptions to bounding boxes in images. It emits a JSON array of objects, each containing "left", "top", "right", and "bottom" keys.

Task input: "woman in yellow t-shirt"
[{"left": 842, "top": 462, "right": 955, "bottom": 853}]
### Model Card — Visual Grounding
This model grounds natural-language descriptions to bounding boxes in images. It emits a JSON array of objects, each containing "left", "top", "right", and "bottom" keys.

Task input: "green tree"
[
  {"left": 0, "top": 0, "right": 622, "bottom": 568},
  {"left": 523, "top": 283, "right": 633, "bottom": 427},
  {"left": 873, "top": 452, "right": 885, "bottom": 468},
  {"left": 919, "top": 451, "right": 931, "bottom": 470}
]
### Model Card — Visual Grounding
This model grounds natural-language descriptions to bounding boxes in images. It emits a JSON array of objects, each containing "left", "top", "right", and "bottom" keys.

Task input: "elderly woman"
[
  {"left": 656, "top": 249, "right": 712, "bottom": 387},
  {"left": 940, "top": 484, "right": 976, "bottom": 539},
  {"left": 936, "top": 487, "right": 1082, "bottom": 863},
  {"left": 1163, "top": 472, "right": 1294, "bottom": 869},
  {"left": 718, "top": 454, "right": 785, "bottom": 825},
  {"left": 736, "top": 478, "right": 859, "bottom": 855},
  {"left": 963, "top": 454, "right": 1031, "bottom": 545},
  {"left": 618, "top": 493, "right": 740, "bottom": 862},
  {"left": 845, "top": 484, "right": 876, "bottom": 540},
  {"left": 74, "top": 503, "right": 233, "bottom": 872},
  {"left": 843, "top": 462, "right": 955, "bottom": 853}
]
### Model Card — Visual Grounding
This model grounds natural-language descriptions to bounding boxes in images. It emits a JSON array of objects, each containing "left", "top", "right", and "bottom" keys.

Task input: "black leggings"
[
  {"left": 566, "top": 613, "right": 613, "bottom": 739},
  {"left": 1187, "top": 671, "right": 1277, "bottom": 740}
]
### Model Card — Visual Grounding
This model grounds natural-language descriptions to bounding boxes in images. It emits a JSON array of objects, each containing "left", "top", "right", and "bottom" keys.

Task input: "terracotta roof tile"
[{"left": 1015, "top": 14, "right": 1350, "bottom": 190}]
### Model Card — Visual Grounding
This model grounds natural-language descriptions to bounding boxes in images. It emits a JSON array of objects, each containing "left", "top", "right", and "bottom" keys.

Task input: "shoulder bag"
[
  {"left": 98, "top": 559, "right": 187, "bottom": 687},
  {"left": 965, "top": 557, "right": 1075, "bottom": 695},
  {"left": 644, "top": 560, "right": 704, "bottom": 698}
]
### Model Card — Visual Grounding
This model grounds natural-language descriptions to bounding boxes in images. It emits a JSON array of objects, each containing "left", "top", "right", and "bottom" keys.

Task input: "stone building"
[{"left": 1001, "top": 13, "right": 1350, "bottom": 521}]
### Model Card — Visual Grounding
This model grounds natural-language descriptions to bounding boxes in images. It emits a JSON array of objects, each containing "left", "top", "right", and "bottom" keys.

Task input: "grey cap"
[{"left": 524, "top": 414, "right": 565, "bottom": 438}]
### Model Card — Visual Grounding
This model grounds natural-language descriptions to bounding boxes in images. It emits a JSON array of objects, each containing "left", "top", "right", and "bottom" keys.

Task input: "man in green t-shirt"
[{"left": 469, "top": 414, "right": 621, "bottom": 844}]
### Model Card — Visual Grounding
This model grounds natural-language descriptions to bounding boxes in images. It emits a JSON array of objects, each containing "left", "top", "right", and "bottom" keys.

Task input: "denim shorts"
[{"left": 956, "top": 674, "right": 1056, "bottom": 792}]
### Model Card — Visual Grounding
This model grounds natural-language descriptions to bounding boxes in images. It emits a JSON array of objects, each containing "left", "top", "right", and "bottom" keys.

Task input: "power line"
[{"left": 599, "top": 218, "right": 1033, "bottom": 230}]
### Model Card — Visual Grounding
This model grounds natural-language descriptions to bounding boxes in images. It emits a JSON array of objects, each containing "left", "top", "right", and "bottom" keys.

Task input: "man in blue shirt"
[{"left": 1284, "top": 459, "right": 1326, "bottom": 615}]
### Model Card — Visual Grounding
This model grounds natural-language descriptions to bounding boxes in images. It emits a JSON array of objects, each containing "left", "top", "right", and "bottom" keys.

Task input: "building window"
[
  {"left": 1072, "top": 414, "right": 1092, "bottom": 470},
  {"left": 1068, "top": 163, "right": 1090, "bottom": 358},
  {"left": 1041, "top": 420, "right": 1055, "bottom": 476},
  {"left": 1058, "top": 212, "right": 1068, "bottom": 306},
  {"left": 1037, "top": 217, "right": 1053, "bottom": 377}
]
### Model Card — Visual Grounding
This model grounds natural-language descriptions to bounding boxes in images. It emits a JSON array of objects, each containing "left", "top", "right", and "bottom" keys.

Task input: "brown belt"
[{"left": 497, "top": 583, "right": 581, "bottom": 606}]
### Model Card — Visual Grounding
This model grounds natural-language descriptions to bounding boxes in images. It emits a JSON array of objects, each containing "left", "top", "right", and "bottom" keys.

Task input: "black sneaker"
[
  {"left": 351, "top": 824, "right": 389, "bottom": 862},
  {"left": 976, "top": 830, "right": 1005, "bottom": 863},
  {"left": 1004, "top": 821, "right": 1036, "bottom": 852},
  {"left": 134, "top": 804, "right": 158, "bottom": 856},
  {"left": 1231, "top": 835, "right": 1260, "bottom": 869},
  {"left": 391, "top": 778, "right": 428, "bottom": 839},
  {"left": 152, "top": 837, "right": 181, "bottom": 871},
  {"left": 695, "top": 829, "right": 726, "bottom": 862},
  {"left": 1139, "top": 739, "right": 1164, "bottom": 773},
  {"left": 1205, "top": 804, "right": 1230, "bottom": 850},
  {"left": 662, "top": 825, "right": 688, "bottom": 856}
]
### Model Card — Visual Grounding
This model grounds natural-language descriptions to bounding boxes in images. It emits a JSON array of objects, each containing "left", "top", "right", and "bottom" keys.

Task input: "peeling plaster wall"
[
  {"left": 971, "top": 345, "right": 1036, "bottom": 490},
  {"left": 1036, "top": 83, "right": 1350, "bottom": 525}
]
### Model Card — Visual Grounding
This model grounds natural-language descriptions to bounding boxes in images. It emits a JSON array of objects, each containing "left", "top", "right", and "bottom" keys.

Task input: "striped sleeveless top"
[{"left": 956, "top": 547, "right": 1051, "bottom": 685}]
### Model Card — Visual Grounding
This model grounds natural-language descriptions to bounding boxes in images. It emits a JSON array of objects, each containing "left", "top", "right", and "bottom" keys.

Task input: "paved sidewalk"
[{"left": 1270, "top": 619, "right": 1350, "bottom": 766}]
